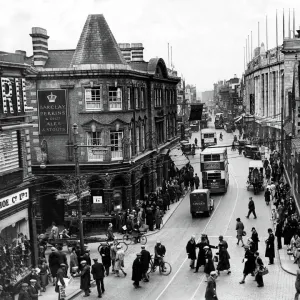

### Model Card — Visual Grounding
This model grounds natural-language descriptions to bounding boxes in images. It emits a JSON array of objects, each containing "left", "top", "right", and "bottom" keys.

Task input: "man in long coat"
[
  {"left": 132, "top": 253, "right": 142, "bottom": 288},
  {"left": 265, "top": 228, "right": 275, "bottom": 264},
  {"left": 186, "top": 235, "right": 197, "bottom": 269},
  {"left": 91, "top": 258, "right": 105, "bottom": 298},
  {"left": 205, "top": 271, "right": 218, "bottom": 300},
  {"left": 140, "top": 246, "right": 151, "bottom": 282},
  {"left": 78, "top": 260, "right": 91, "bottom": 297},
  {"left": 99, "top": 245, "right": 111, "bottom": 276}
]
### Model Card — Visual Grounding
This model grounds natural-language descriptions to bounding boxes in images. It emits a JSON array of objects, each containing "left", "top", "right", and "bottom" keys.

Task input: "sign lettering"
[
  {"left": 38, "top": 90, "right": 68, "bottom": 135},
  {"left": 0, "top": 77, "right": 27, "bottom": 115},
  {"left": 0, "top": 188, "right": 29, "bottom": 212},
  {"left": 202, "top": 162, "right": 221, "bottom": 170}
]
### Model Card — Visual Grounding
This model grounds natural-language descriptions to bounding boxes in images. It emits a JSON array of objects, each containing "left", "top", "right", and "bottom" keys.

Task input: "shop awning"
[
  {"left": 169, "top": 148, "right": 190, "bottom": 170},
  {"left": 0, "top": 208, "right": 28, "bottom": 233}
]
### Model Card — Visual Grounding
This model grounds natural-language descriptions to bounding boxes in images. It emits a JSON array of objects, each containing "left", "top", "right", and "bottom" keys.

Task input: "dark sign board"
[
  {"left": 189, "top": 104, "right": 203, "bottom": 121},
  {"left": 201, "top": 162, "right": 223, "bottom": 170},
  {"left": 0, "top": 77, "right": 27, "bottom": 116},
  {"left": 38, "top": 90, "right": 68, "bottom": 135}
]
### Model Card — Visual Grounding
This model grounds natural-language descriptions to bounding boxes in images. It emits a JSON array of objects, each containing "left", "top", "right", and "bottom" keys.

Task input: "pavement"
[{"left": 17, "top": 190, "right": 188, "bottom": 300}]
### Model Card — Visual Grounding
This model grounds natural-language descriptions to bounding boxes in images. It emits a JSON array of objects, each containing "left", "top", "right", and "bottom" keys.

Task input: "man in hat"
[
  {"left": 28, "top": 279, "right": 39, "bottom": 299},
  {"left": 140, "top": 246, "right": 151, "bottom": 282},
  {"left": 246, "top": 197, "right": 257, "bottom": 219},
  {"left": 154, "top": 241, "right": 166, "bottom": 270},
  {"left": 55, "top": 263, "right": 67, "bottom": 300},
  {"left": 49, "top": 247, "right": 60, "bottom": 285},
  {"left": 91, "top": 258, "right": 105, "bottom": 298},
  {"left": 18, "top": 283, "right": 30, "bottom": 300},
  {"left": 132, "top": 253, "right": 143, "bottom": 288},
  {"left": 115, "top": 244, "right": 127, "bottom": 277},
  {"left": 99, "top": 244, "right": 111, "bottom": 276},
  {"left": 236, "top": 218, "right": 245, "bottom": 246},
  {"left": 265, "top": 228, "right": 275, "bottom": 265},
  {"left": 205, "top": 271, "right": 218, "bottom": 300},
  {"left": 75, "top": 260, "right": 91, "bottom": 297}
]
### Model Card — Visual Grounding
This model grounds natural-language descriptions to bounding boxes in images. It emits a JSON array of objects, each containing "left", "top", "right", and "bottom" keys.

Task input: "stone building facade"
[{"left": 24, "top": 14, "right": 180, "bottom": 232}]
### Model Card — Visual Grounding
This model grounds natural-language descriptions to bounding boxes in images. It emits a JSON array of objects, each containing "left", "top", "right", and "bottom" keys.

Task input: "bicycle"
[
  {"left": 147, "top": 255, "right": 172, "bottom": 276},
  {"left": 123, "top": 231, "right": 147, "bottom": 245},
  {"left": 97, "top": 238, "right": 128, "bottom": 253}
]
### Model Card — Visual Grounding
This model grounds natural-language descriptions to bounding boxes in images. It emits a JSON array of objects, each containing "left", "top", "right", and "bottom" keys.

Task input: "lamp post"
[{"left": 72, "top": 123, "right": 85, "bottom": 254}]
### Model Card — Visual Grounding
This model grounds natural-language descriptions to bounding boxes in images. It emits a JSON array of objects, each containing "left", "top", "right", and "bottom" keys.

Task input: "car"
[{"left": 243, "top": 145, "right": 261, "bottom": 160}]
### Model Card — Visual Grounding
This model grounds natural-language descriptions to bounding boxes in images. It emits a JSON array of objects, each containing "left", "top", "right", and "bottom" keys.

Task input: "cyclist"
[
  {"left": 154, "top": 241, "right": 166, "bottom": 271},
  {"left": 219, "top": 132, "right": 223, "bottom": 141},
  {"left": 231, "top": 141, "right": 236, "bottom": 151}
]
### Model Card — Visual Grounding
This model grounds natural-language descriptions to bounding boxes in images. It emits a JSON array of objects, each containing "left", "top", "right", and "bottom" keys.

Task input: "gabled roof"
[{"left": 70, "top": 14, "right": 127, "bottom": 66}]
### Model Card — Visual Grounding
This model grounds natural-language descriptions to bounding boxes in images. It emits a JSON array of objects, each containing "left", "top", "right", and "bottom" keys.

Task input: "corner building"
[{"left": 26, "top": 14, "right": 180, "bottom": 233}]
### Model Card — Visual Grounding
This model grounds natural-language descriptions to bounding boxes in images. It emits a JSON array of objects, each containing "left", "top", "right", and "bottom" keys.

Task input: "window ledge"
[{"left": 79, "top": 110, "right": 130, "bottom": 114}]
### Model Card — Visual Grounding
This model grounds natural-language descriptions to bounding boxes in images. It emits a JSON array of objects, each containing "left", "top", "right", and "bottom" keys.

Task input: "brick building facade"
[{"left": 24, "top": 14, "right": 180, "bottom": 232}]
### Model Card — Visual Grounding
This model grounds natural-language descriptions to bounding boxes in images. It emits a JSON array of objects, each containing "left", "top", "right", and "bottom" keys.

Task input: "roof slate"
[
  {"left": 45, "top": 50, "right": 75, "bottom": 68},
  {"left": 70, "top": 14, "right": 127, "bottom": 66}
]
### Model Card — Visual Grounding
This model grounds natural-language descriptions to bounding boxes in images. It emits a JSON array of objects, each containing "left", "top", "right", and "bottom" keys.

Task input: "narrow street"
[{"left": 73, "top": 124, "right": 295, "bottom": 300}]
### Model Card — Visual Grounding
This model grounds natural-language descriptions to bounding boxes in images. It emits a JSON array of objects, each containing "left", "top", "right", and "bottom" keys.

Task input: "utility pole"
[
  {"left": 281, "top": 101, "right": 284, "bottom": 162},
  {"left": 73, "top": 123, "right": 85, "bottom": 254}
]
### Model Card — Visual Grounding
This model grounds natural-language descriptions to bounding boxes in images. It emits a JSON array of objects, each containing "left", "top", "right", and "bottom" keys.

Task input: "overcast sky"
[{"left": 1, "top": 0, "right": 300, "bottom": 94}]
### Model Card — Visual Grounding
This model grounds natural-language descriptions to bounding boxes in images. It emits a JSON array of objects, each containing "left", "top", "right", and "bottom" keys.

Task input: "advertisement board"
[{"left": 38, "top": 89, "right": 68, "bottom": 135}]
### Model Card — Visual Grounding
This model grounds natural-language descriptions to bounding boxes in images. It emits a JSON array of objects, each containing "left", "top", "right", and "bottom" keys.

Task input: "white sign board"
[
  {"left": 93, "top": 196, "right": 103, "bottom": 204},
  {"left": 0, "top": 188, "right": 29, "bottom": 212}
]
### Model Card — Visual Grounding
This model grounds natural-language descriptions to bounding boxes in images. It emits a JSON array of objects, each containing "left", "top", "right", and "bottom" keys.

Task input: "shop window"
[
  {"left": 110, "top": 131, "right": 123, "bottom": 159},
  {"left": 0, "top": 131, "right": 20, "bottom": 174},
  {"left": 109, "top": 87, "right": 122, "bottom": 110},
  {"left": 87, "top": 132, "right": 104, "bottom": 161},
  {"left": 85, "top": 87, "right": 102, "bottom": 110}
]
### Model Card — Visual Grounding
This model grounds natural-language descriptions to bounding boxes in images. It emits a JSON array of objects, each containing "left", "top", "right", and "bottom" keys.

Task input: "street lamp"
[{"left": 72, "top": 123, "right": 85, "bottom": 254}]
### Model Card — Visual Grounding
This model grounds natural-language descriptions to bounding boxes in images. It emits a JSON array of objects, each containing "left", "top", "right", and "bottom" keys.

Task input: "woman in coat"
[
  {"left": 205, "top": 271, "right": 218, "bottom": 300},
  {"left": 251, "top": 227, "right": 259, "bottom": 252},
  {"left": 203, "top": 246, "right": 215, "bottom": 280},
  {"left": 70, "top": 248, "right": 78, "bottom": 274},
  {"left": 265, "top": 228, "right": 275, "bottom": 265},
  {"left": 38, "top": 258, "right": 50, "bottom": 292},
  {"left": 131, "top": 253, "right": 142, "bottom": 288},
  {"left": 239, "top": 245, "right": 256, "bottom": 284},
  {"left": 48, "top": 247, "right": 60, "bottom": 284},
  {"left": 186, "top": 235, "right": 197, "bottom": 269},
  {"left": 99, "top": 244, "right": 111, "bottom": 276},
  {"left": 275, "top": 220, "right": 283, "bottom": 250},
  {"left": 254, "top": 252, "right": 264, "bottom": 287},
  {"left": 264, "top": 188, "right": 271, "bottom": 205},
  {"left": 216, "top": 243, "right": 231, "bottom": 275}
]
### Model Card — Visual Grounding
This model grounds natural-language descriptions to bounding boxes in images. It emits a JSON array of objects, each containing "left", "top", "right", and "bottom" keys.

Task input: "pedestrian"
[
  {"left": 154, "top": 206, "right": 162, "bottom": 230},
  {"left": 194, "top": 235, "right": 209, "bottom": 273},
  {"left": 246, "top": 197, "right": 257, "bottom": 219},
  {"left": 140, "top": 246, "right": 151, "bottom": 282},
  {"left": 264, "top": 188, "right": 271, "bottom": 205},
  {"left": 216, "top": 235, "right": 231, "bottom": 275},
  {"left": 239, "top": 245, "right": 256, "bottom": 284},
  {"left": 75, "top": 260, "right": 91, "bottom": 297},
  {"left": 254, "top": 251, "right": 264, "bottom": 287},
  {"left": 236, "top": 218, "right": 245, "bottom": 246},
  {"left": 55, "top": 263, "right": 67, "bottom": 300},
  {"left": 18, "top": 283, "right": 30, "bottom": 300},
  {"left": 205, "top": 271, "right": 218, "bottom": 300},
  {"left": 132, "top": 253, "right": 143, "bottom": 288},
  {"left": 251, "top": 227, "right": 259, "bottom": 252},
  {"left": 110, "top": 242, "right": 117, "bottom": 274},
  {"left": 186, "top": 235, "right": 197, "bottom": 269},
  {"left": 115, "top": 244, "right": 127, "bottom": 277},
  {"left": 107, "top": 223, "right": 115, "bottom": 241},
  {"left": 295, "top": 269, "right": 300, "bottom": 300},
  {"left": 194, "top": 173, "right": 200, "bottom": 190},
  {"left": 146, "top": 206, "right": 154, "bottom": 231},
  {"left": 275, "top": 220, "right": 283, "bottom": 250},
  {"left": 195, "top": 137, "right": 198, "bottom": 146},
  {"left": 265, "top": 228, "right": 275, "bottom": 265},
  {"left": 28, "top": 279, "right": 39, "bottom": 300},
  {"left": 99, "top": 244, "right": 111, "bottom": 276},
  {"left": 81, "top": 250, "right": 91, "bottom": 268},
  {"left": 91, "top": 258, "right": 105, "bottom": 298},
  {"left": 49, "top": 222, "right": 59, "bottom": 240},
  {"left": 70, "top": 248, "right": 79, "bottom": 275},
  {"left": 203, "top": 246, "right": 215, "bottom": 281},
  {"left": 38, "top": 259, "right": 49, "bottom": 292},
  {"left": 49, "top": 247, "right": 60, "bottom": 286},
  {"left": 57, "top": 245, "right": 68, "bottom": 273}
]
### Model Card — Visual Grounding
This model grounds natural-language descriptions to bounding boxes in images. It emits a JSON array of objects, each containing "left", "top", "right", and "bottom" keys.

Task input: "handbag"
[
  {"left": 259, "top": 266, "right": 269, "bottom": 276},
  {"left": 242, "top": 231, "right": 247, "bottom": 236},
  {"left": 213, "top": 255, "right": 219, "bottom": 263}
]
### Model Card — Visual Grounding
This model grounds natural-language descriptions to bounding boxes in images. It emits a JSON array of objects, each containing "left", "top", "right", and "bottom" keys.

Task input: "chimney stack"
[
  {"left": 118, "top": 43, "right": 144, "bottom": 62},
  {"left": 30, "top": 27, "right": 49, "bottom": 66}
]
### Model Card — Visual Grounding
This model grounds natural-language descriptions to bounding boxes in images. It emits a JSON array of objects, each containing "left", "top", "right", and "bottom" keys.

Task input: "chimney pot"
[{"left": 29, "top": 27, "right": 49, "bottom": 67}]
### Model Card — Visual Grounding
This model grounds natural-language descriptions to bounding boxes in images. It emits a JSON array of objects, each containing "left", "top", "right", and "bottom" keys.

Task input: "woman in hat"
[
  {"left": 132, "top": 253, "right": 143, "bottom": 288},
  {"left": 203, "top": 246, "right": 215, "bottom": 281},
  {"left": 205, "top": 271, "right": 218, "bottom": 300},
  {"left": 186, "top": 235, "right": 197, "bottom": 269},
  {"left": 239, "top": 244, "right": 255, "bottom": 284},
  {"left": 38, "top": 258, "right": 50, "bottom": 292},
  {"left": 251, "top": 227, "right": 259, "bottom": 252},
  {"left": 115, "top": 244, "right": 127, "bottom": 277}
]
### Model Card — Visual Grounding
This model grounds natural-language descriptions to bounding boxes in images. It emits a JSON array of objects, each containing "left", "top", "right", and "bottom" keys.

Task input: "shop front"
[{"left": 0, "top": 188, "right": 32, "bottom": 289}]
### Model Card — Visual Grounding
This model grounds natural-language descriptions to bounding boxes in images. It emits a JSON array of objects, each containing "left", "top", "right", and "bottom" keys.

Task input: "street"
[{"left": 72, "top": 124, "right": 296, "bottom": 300}]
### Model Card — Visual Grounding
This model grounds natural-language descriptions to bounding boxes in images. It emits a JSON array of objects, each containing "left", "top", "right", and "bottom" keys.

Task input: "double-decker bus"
[
  {"left": 201, "top": 128, "right": 217, "bottom": 148},
  {"left": 214, "top": 113, "right": 224, "bottom": 129},
  {"left": 200, "top": 147, "right": 229, "bottom": 193}
]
